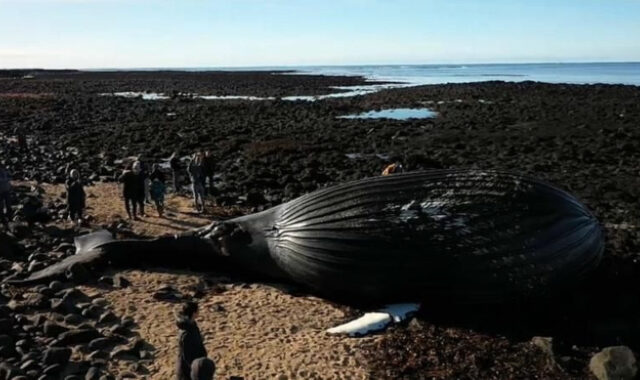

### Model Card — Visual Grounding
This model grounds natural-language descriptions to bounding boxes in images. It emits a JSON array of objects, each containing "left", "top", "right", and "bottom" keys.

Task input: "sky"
[{"left": 1, "top": 0, "right": 639, "bottom": 69}]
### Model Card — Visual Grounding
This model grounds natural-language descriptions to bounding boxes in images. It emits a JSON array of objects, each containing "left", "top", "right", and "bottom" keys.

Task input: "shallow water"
[
  {"left": 281, "top": 83, "right": 412, "bottom": 101},
  {"left": 198, "top": 95, "right": 275, "bottom": 101},
  {"left": 101, "top": 92, "right": 170, "bottom": 100},
  {"left": 101, "top": 92, "right": 275, "bottom": 101},
  {"left": 338, "top": 108, "right": 436, "bottom": 120}
]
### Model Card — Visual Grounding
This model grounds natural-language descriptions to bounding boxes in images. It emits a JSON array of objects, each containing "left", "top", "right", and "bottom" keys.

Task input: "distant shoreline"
[
  {"left": 2, "top": 61, "right": 640, "bottom": 72},
  {"left": 2, "top": 62, "right": 639, "bottom": 86}
]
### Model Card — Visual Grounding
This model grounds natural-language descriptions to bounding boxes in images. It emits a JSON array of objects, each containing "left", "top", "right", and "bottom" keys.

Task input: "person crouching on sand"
[{"left": 175, "top": 301, "right": 215, "bottom": 380}]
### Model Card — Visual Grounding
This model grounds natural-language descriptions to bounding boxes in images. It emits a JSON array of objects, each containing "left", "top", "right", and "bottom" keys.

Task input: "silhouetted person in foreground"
[
  {"left": 191, "top": 357, "right": 215, "bottom": 380},
  {"left": 175, "top": 301, "right": 210, "bottom": 380}
]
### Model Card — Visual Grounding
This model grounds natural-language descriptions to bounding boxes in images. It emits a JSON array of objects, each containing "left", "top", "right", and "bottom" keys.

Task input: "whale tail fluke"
[{"left": 5, "top": 229, "right": 214, "bottom": 286}]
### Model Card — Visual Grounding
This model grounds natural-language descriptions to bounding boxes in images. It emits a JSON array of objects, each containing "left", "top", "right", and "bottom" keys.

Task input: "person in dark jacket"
[
  {"left": 138, "top": 155, "right": 152, "bottom": 204},
  {"left": 170, "top": 152, "right": 181, "bottom": 193},
  {"left": 175, "top": 301, "right": 208, "bottom": 380},
  {"left": 65, "top": 169, "right": 86, "bottom": 226},
  {"left": 119, "top": 164, "right": 140, "bottom": 220},
  {"left": 150, "top": 164, "right": 166, "bottom": 217},
  {"left": 150, "top": 163, "right": 166, "bottom": 183},
  {"left": 133, "top": 161, "right": 147, "bottom": 216},
  {"left": 190, "top": 357, "right": 215, "bottom": 380}
]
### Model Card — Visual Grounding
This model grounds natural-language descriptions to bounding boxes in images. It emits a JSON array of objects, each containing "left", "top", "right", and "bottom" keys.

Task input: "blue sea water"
[
  {"left": 122, "top": 62, "right": 640, "bottom": 86},
  {"left": 291, "top": 62, "right": 640, "bottom": 86},
  {"left": 100, "top": 62, "right": 640, "bottom": 102}
]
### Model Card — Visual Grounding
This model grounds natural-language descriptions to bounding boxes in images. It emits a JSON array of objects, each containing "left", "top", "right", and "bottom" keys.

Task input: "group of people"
[
  {"left": 116, "top": 150, "right": 217, "bottom": 220},
  {"left": 2, "top": 149, "right": 216, "bottom": 227},
  {"left": 118, "top": 160, "right": 167, "bottom": 220}
]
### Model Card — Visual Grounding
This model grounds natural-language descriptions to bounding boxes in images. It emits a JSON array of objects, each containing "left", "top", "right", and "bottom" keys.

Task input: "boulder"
[
  {"left": 55, "top": 328, "right": 101, "bottom": 346},
  {"left": 43, "top": 322, "right": 69, "bottom": 337},
  {"left": 0, "top": 232, "right": 23, "bottom": 259},
  {"left": 0, "top": 334, "right": 14, "bottom": 356},
  {"left": 589, "top": 346, "right": 637, "bottom": 380},
  {"left": 42, "top": 347, "right": 72, "bottom": 366},
  {"left": 531, "top": 336, "right": 557, "bottom": 369}
]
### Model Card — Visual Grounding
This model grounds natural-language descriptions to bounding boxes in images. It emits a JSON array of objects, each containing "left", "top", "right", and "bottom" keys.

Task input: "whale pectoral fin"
[
  {"left": 326, "top": 303, "right": 421, "bottom": 337},
  {"left": 326, "top": 312, "right": 393, "bottom": 336},
  {"left": 5, "top": 249, "right": 107, "bottom": 286}
]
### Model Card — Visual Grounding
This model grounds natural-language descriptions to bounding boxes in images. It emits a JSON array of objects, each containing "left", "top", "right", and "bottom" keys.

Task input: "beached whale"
[{"left": 8, "top": 170, "right": 604, "bottom": 333}]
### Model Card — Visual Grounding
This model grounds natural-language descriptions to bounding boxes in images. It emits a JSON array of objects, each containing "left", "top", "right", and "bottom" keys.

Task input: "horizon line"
[{"left": 2, "top": 60, "right": 640, "bottom": 72}]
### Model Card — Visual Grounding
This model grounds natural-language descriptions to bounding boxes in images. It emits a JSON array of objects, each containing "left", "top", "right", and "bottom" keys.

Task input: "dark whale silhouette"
[{"left": 8, "top": 170, "right": 604, "bottom": 304}]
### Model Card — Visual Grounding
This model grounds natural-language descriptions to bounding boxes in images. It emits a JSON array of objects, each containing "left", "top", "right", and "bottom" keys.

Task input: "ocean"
[
  {"left": 290, "top": 62, "right": 640, "bottom": 86},
  {"left": 167, "top": 62, "right": 640, "bottom": 87},
  {"left": 97, "top": 62, "right": 640, "bottom": 102}
]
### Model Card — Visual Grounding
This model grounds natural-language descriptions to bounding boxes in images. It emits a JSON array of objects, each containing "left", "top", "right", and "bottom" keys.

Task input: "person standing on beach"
[
  {"left": 0, "top": 162, "right": 12, "bottom": 225},
  {"left": 119, "top": 164, "right": 140, "bottom": 220},
  {"left": 175, "top": 301, "right": 211, "bottom": 380},
  {"left": 187, "top": 154, "right": 206, "bottom": 213},
  {"left": 133, "top": 161, "right": 147, "bottom": 217},
  {"left": 150, "top": 164, "right": 166, "bottom": 217},
  {"left": 170, "top": 152, "right": 181, "bottom": 193},
  {"left": 138, "top": 155, "right": 152, "bottom": 205},
  {"left": 202, "top": 150, "right": 215, "bottom": 195},
  {"left": 65, "top": 169, "right": 86, "bottom": 226}
]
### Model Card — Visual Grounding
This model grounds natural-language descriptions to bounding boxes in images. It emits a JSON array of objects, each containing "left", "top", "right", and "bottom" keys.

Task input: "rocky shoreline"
[{"left": 1, "top": 70, "right": 640, "bottom": 379}]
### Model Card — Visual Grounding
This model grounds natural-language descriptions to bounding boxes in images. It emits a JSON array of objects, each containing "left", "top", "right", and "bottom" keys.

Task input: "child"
[
  {"left": 150, "top": 177, "right": 166, "bottom": 217},
  {"left": 66, "top": 169, "right": 86, "bottom": 226}
]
